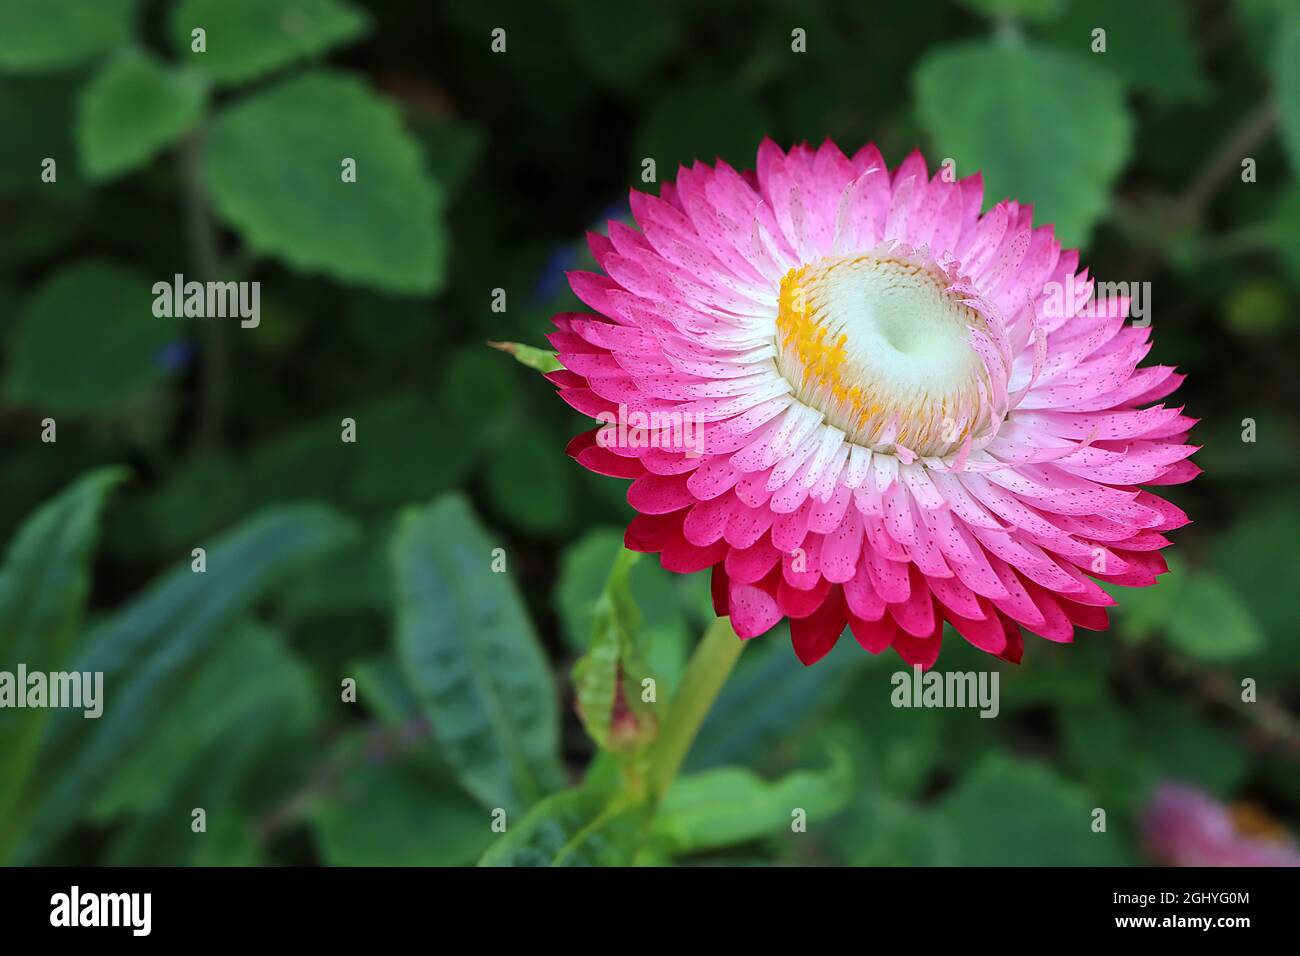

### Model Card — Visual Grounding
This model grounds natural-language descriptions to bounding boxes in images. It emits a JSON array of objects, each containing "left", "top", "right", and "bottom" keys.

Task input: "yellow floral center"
[{"left": 774, "top": 254, "right": 998, "bottom": 458}]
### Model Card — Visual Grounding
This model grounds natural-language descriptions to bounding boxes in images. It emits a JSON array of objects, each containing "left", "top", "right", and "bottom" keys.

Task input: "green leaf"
[
  {"left": 484, "top": 426, "right": 575, "bottom": 536},
  {"left": 0, "top": 0, "right": 138, "bottom": 73},
  {"left": 1166, "top": 572, "right": 1265, "bottom": 661},
  {"left": 5, "top": 260, "right": 181, "bottom": 416},
  {"left": 653, "top": 751, "right": 852, "bottom": 854},
  {"left": 1237, "top": 0, "right": 1296, "bottom": 63},
  {"left": 105, "top": 454, "right": 245, "bottom": 559},
  {"left": 554, "top": 528, "right": 689, "bottom": 692},
  {"left": 572, "top": 616, "right": 622, "bottom": 751},
  {"left": 240, "top": 390, "right": 476, "bottom": 515},
  {"left": 91, "top": 620, "right": 315, "bottom": 820},
  {"left": 437, "top": 344, "right": 519, "bottom": 430},
  {"left": 15, "top": 503, "right": 355, "bottom": 862},
  {"left": 1060, "top": 694, "right": 1249, "bottom": 814},
  {"left": 349, "top": 652, "right": 456, "bottom": 775},
  {"left": 1275, "top": 12, "right": 1300, "bottom": 175},
  {"left": 1134, "top": 698, "right": 1249, "bottom": 797},
  {"left": 416, "top": 117, "right": 485, "bottom": 197},
  {"left": 1265, "top": 187, "right": 1300, "bottom": 289},
  {"left": 275, "top": 523, "right": 391, "bottom": 622},
  {"left": 204, "top": 70, "right": 445, "bottom": 294},
  {"left": 1214, "top": 497, "right": 1300, "bottom": 674},
  {"left": 0, "top": 74, "right": 85, "bottom": 194},
  {"left": 567, "top": 0, "right": 676, "bottom": 91},
  {"left": 913, "top": 40, "right": 1132, "bottom": 246},
  {"left": 346, "top": 392, "right": 473, "bottom": 509},
  {"left": 956, "top": 0, "right": 1066, "bottom": 22},
  {"left": 312, "top": 754, "right": 489, "bottom": 866},
  {"left": 571, "top": 548, "right": 660, "bottom": 750},
  {"left": 77, "top": 51, "right": 205, "bottom": 181},
  {"left": 0, "top": 468, "right": 126, "bottom": 860},
  {"left": 392, "top": 494, "right": 564, "bottom": 815},
  {"left": 170, "top": 0, "right": 369, "bottom": 86},
  {"left": 477, "top": 787, "right": 648, "bottom": 866},
  {"left": 938, "top": 754, "right": 1130, "bottom": 865},
  {"left": 687, "top": 630, "right": 863, "bottom": 772},
  {"left": 488, "top": 340, "right": 563, "bottom": 373},
  {"left": 836, "top": 788, "right": 956, "bottom": 866},
  {"left": 100, "top": 621, "right": 319, "bottom": 866},
  {"left": 1042, "top": 0, "right": 1210, "bottom": 105},
  {"left": 1058, "top": 703, "right": 1159, "bottom": 812}
]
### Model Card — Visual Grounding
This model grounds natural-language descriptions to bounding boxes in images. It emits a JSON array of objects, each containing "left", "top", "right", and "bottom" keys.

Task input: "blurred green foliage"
[{"left": 0, "top": 0, "right": 1297, "bottom": 867}]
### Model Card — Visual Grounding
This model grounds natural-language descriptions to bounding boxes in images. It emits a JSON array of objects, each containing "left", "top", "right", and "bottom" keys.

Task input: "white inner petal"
[
  {"left": 774, "top": 252, "right": 997, "bottom": 457},
  {"left": 815, "top": 256, "right": 982, "bottom": 392}
]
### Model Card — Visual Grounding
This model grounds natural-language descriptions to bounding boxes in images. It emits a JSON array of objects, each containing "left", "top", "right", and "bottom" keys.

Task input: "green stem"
[
  {"left": 649, "top": 616, "right": 745, "bottom": 801},
  {"left": 178, "top": 127, "right": 230, "bottom": 454}
]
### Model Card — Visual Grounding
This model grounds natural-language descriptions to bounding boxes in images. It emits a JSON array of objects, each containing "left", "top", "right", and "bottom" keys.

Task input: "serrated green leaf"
[
  {"left": 0, "top": 468, "right": 126, "bottom": 860},
  {"left": 1167, "top": 572, "right": 1265, "bottom": 661},
  {"left": 392, "top": 494, "right": 564, "bottom": 815},
  {"left": 1275, "top": 12, "right": 1300, "bottom": 176},
  {"left": 14, "top": 503, "right": 355, "bottom": 862},
  {"left": 170, "top": 0, "right": 369, "bottom": 86},
  {"left": 0, "top": 0, "right": 138, "bottom": 73},
  {"left": 312, "top": 754, "right": 489, "bottom": 866},
  {"left": 913, "top": 40, "right": 1132, "bottom": 246},
  {"left": 77, "top": 51, "right": 205, "bottom": 181},
  {"left": 477, "top": 787, "right": 648, "bottom": 866},
  {"left": 5, "top": 260, "right": 182, "bottom": 416},
  {"left": 204, "top": 70, "right": 445, "bottom": 294},
  {"left": 1042, "top": 0, "right": 1209, "bottom": 105},
  {"left": 653, "top": 750, "right": 851, "bottom": 854}
]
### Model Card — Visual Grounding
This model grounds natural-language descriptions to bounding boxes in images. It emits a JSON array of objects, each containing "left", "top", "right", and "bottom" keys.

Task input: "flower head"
[
  {"left": 548, "top": 139, "right": 1197, "bottom": 667},
  {"left": 1142, "top": 783, "right": 1300, "bottom": 867}
]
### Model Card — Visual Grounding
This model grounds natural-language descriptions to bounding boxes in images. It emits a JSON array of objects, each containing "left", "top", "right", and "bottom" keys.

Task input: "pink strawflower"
[
  {"left": 1142, "top": 783, "right": 1300, "bottom": 867},
  {"left": 547, "top": 139, "right": 1197, "bottom": 666}
]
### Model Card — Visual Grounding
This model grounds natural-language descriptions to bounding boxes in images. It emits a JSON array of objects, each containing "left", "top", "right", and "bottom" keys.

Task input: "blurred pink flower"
[{"left": 1142, "top": 782, "right": 1300, "bottom": 867}]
